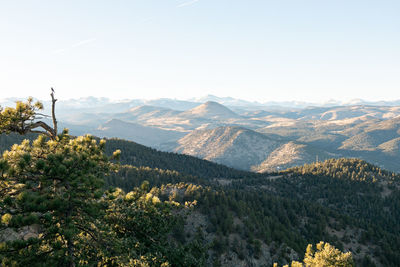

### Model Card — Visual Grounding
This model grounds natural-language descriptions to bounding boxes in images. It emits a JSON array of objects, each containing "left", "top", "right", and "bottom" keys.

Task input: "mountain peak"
[
  {"left": 201, "top": 100, "right": 229, "bottom": 109},
  {"left": 181, "top": 101, "right": 240, "bottom": 119}
]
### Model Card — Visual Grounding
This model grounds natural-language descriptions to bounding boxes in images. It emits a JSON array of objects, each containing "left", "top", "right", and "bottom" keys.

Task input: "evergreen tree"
[
  {"left": 278, "top": 242, "right": 354, "bottom": 267},
  {"left": 0, "top": 90, "right": 58, "bottom": 139},
  {"left": 0, "top": 131, "right": 119, "bottom": 266},
  {"left": 302, "top": 241, "right": 354, "bottom": 267}
]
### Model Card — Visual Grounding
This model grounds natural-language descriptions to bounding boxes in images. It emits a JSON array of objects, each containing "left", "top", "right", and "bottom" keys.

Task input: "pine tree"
[
  {"left": 0, "top": 89, "right": 58, "bottom": 139},
  {"left": 303, "top": 241, "right": 354, "bottom": 267},
  {"left": 275, "top": 242, "right": 354, "bottom": 267},
  {"left": 0, "top": 131, "right": 119, "bottom": 266}
]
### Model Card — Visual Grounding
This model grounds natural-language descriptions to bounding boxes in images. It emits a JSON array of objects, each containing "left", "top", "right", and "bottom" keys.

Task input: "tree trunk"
[{"left": 67, "top": 235, "right": 76, "bottom": 267}]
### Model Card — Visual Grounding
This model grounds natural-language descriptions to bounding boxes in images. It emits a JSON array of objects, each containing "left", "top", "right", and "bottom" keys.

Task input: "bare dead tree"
[{"left": 50, "top": 87, "right": 58, "bottom": 137}]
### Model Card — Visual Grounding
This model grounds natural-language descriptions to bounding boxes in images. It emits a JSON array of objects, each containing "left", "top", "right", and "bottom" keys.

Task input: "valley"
[{"left": 23, "top": 96, "right": 400, "bottom": 173}]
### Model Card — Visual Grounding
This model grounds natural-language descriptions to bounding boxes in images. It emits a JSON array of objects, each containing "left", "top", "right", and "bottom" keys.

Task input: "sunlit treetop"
[{"left": 0, "top": 89, "right": 57, "bottom": 139}]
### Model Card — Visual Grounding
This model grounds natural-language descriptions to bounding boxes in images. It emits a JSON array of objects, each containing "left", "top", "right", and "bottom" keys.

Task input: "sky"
[{"left": 0, "top": 0, "right": 399, "bottom": 102}]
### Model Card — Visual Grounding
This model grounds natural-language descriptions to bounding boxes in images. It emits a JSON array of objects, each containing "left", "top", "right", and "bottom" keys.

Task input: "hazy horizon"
[{"left": 2, "top": 93, "right": 400, "bottom": 108}]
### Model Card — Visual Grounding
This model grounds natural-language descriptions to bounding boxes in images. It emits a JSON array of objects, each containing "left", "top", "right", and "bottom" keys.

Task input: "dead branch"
[{"left": 50, "top": 88, "right": 58, "bottom": 137}]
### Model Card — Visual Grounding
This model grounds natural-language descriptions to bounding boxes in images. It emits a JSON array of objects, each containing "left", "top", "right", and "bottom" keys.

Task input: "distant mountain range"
[
  {"left": 1, "top": 96, "right": 400, "bottom": 172},
  {"left": 3, "top": 95, "right": 400, "bottom": 112}
]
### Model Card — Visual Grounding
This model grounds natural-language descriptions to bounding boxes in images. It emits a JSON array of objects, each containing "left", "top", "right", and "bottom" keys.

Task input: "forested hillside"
[
  {"left": 111, "top": 160, "right": 400, "bottom": 266},
  {"left": 103, "top": 138, "right": 255, "bottom": 179},
  {"left": 231, "top": 159, "right": 400, "bottom": 266},
  {"left": 284, "top": 158, "right": 398, "bottom": 182},
  {"left": 0, "top": 134, "right": 252, "bottom": 179},
  {"left": 99, "top": 134, "right": 400, "bottom": 265},
  {"left": 1, "top": 127, "right": 399, "bottom": 265}
]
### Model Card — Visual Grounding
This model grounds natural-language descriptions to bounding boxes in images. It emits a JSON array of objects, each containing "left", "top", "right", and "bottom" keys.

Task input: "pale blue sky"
[{"left": 0, "top": 0, "right": 399, "bottom": 102}]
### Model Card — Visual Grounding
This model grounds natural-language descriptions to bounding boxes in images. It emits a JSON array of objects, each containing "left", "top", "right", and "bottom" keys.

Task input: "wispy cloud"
[
  {"left": 51, "top": 48, "right": 67, "bottom": 55},
  {"left": 176, "top": 0, "right": 200, "bottom": 8},
  {"left": 71, "top": 38, "right": 96, "bottom": 48},
  {"left": 52, "top": 38, "right": 97, "bottom": 55}
]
